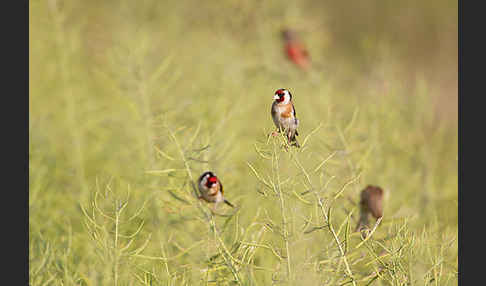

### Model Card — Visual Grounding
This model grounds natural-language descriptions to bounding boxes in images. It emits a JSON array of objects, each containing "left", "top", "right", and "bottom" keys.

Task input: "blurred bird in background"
[
  {"left": 281, "top": 28, "right": 311, "bottom": 71},
  {"left": 355, "top": 185, "right": 384, "bottom": 233}
]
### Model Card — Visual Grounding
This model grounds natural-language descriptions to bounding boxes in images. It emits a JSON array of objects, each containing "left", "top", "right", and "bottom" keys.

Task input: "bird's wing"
[
  {"left": 369, "top": 192, "right": 383, "bottom": 218},
  {"left": 302, "top": 48, "right": 310, "bottom": 59}
]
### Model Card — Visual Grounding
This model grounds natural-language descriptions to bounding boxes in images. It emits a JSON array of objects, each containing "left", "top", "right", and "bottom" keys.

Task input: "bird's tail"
[
  {"left": 224, "top": 199, "right": 234, "bottom": 208},
  {"left": 355, "top": 211, "right": 369, "bottom": 233},
  {"left": 290, "top": 132, "right": 300, "bottom": 148}
]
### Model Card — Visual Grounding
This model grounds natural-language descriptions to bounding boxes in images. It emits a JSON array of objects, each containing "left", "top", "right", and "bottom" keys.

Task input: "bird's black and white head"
[
  {"left": 199, "top": 171, "right": 219, "bottom": 189},
  {"left": 273, "top": 89, "right": 292, "bottom": 104}
]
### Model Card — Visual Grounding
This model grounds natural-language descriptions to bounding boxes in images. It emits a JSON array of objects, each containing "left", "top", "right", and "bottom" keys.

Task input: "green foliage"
[{"left": 30, "top": 0, "right": 457, "bottom": 285}]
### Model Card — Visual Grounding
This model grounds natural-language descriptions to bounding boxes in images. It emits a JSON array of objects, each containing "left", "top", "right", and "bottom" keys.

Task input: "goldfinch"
[
  {"left": 197, "top": 171, "right": 234, "bottom": 207},
  {"left": 271, "top": 88, "right": 300, "bottom": 147}
]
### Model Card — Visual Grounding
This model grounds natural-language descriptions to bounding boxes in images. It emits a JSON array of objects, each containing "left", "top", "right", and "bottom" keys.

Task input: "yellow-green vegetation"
[{"left": 30, "top": 0, "right": 457, "bottom": 285}]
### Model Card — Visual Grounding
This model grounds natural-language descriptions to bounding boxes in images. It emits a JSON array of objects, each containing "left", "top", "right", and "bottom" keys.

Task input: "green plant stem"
[{"left": 272, "top": 140, "right": 292, "bottom": 282}]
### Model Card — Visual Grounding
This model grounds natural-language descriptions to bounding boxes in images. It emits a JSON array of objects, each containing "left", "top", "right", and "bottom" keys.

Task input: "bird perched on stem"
[
  {"left": 270, "top": 88, "right": 300, "bottom": 147},
  {"left": 281, "top": 28, "right": 311, "bottom": 71},
  {"left": 197, "top": 171, "right": 234, "bottom": 207},
  {"left": 355, "top": 185, "right": 384, "bottom": 232}
]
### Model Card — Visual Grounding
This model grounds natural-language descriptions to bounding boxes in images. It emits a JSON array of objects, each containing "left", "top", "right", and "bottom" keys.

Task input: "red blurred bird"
[{"left": 282, "top": 29, "right": 311, "bottom": 70}]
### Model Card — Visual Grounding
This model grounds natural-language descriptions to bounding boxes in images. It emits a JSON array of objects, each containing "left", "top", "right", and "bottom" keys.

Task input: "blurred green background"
[{"left": 30, "top": 0, "right": 457, "bottom": 285}]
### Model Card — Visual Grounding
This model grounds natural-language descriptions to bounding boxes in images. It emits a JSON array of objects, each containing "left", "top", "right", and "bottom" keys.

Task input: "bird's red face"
[
  {"left": 274, "top": 89, "right": 287, "bottom": 103},
  {"left": 206, "top": 176, "right": 219, "bottom": 188}
]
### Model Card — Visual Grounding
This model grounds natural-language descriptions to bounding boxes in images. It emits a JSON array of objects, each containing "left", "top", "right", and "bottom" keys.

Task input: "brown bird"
[
  {"left": 355, "top": 185, "right": 384, "bottom": 232},
  {"left": 281, "top": 28, "right": 311, "bottom": 70},
  {"left": 270, "top": 88, "right": 300, "bottom": 147}
]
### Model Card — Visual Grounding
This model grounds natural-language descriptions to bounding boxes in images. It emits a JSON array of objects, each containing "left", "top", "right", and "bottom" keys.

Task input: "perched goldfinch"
[
  {"left": 197, "top": 171, "right": 234, "bottom": 207},
  {"left": 355, "top": 185, "right": 384, "bottom": 232},
  {"left": 271, "top": 88, "right": 300, "bottom": 147}
]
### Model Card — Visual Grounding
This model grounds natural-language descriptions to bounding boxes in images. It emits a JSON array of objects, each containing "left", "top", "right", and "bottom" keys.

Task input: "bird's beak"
[{"left": 273, "top": 94, "right": 280, "bottom": 100}]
